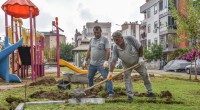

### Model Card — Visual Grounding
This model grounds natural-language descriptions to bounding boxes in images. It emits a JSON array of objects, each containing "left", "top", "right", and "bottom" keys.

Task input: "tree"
[
  {"left": 144, "top": 44, "right": 163, "bottom": 61},
  {"left": 170, "top": 0, "right": 200, "bottom": 80},
  {"left": 60, "top": 43, "right": 74, "bottom": 61}
]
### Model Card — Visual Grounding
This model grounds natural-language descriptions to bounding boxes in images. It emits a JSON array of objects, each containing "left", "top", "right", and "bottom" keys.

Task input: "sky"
[{"left": 0, "top": 0, "right": 145, "bottom": 43}]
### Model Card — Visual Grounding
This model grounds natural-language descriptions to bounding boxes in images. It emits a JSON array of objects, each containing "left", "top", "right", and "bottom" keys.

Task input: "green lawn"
[{"left": 0, "top": 73, "right": 200, "bottom": 110}]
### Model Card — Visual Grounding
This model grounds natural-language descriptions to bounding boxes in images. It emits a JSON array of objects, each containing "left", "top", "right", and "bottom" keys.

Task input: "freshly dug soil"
[
  {"left": 29, "top": 77, "right": 57, "bottom": 86},
  {"left": 160, "top": 90, "right": 173, "bottom": 98},
  {"left": 30, "top": 90, "right": 70, "bottom": 100}
]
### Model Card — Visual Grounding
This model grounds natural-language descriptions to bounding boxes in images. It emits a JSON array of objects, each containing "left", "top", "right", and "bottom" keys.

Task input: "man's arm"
[
  {"left": 85, "top": 48, "right": 91, "bottom": 61},
  {"left": 110, "top": 61, "right": 116, "bottom": 72},
  {"left": 109, "top": 45, "right": 118, "bottom": 72},
  {"left": 105, "top": 48, "right": 110, "bottom": 61}
]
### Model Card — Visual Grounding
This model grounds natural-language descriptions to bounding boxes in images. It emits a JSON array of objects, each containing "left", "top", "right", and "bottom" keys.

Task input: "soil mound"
[{"left": 29, "top": 77, "right": 56, "bottom": 86}]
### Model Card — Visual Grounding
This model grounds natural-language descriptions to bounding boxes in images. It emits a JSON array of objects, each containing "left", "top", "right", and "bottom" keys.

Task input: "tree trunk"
[
  {"left": 194, "top": 55, "right": 198, "bottom": 80},
  {"left": 189, "top": 61, "right": 192, "bottom": 80}
]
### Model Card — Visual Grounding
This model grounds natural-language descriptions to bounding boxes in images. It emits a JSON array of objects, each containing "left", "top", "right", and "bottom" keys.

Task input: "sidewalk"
[
  {"left": 148, "top": 69, "right": 200, "bottom": 77},
  {"left": 0, "top": 84, "right": 24, "bottom": 90},
  {"left": 45, "top": 67, "right": 57, "bottom": 73}
]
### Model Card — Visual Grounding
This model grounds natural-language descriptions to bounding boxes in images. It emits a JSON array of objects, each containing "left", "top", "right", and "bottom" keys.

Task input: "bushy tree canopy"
[
  {"left": 144, "top": 44, "right": 163, "bottom": 61},
  {"left": 60, "top": 43, "right": 74, "bottom": 61}
]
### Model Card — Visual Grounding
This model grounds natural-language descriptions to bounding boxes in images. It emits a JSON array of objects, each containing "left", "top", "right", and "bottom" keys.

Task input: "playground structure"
[
  {"left": 0, "top": 37, "right": 23, "bottom": 82},
  {"left": 0, "top": 0, "right": 45, "bottom": 82},
  {"left": 0, "top": 0, "right": 89, "bottom": 83},
  {"left": 59, "top": 59, "right": 88, "bottom": 74}
]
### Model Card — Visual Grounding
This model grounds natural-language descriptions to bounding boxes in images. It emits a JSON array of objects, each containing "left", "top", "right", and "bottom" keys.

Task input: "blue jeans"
[{"left": 88, "top": 64, "right": 114, "bottom": 95}]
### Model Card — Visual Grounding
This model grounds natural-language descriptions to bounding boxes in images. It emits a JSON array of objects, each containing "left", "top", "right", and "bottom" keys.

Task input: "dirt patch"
[
  {"left": 137, "top": 99, "right": 184, "bottom": 104},
  {"left": 134, "top": 90, "right": 173, "bottom": 98},
  {"left": 6, "top": 96, "right": 25, "bottom": 110},
  {"left": 134, "top": 92, "right": 147, "bottom": 97},
  {"left": 30, "top": 90, "right": 70, "bottom": 100},
  {"left": 29, "top": 77, "right": 57, "bottom": 86},
  {"left": 160, "top": 90, "right": 173, "bottom": 98},
  {"left": 87, "top": 86, "right": 127, "bottom": 98}
]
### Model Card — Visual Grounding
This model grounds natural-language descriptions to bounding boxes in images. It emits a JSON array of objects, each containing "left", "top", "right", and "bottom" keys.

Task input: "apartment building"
[
  {"left": 120, "top": 21, "right": 141, "bottom": 41},
  {"left": 140, "top": 0, "right": 160, "bottom": 48},
  {"left": 140, "top": 0, "right": 186, "bottom": 58}
]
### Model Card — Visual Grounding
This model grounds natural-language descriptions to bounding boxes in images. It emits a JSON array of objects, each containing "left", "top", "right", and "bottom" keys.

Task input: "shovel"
[{"left": 71, "top": 62, "right": 142, "bottom": 98}]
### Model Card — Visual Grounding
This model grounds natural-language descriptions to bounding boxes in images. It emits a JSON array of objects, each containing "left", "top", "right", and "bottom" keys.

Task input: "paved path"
[
  {"left": 45, "top": 67, "right": 57, "bottom": 73},
  {"left": 148, "top": 69, "right": 200, "bottom": 77},
  {"left": 45, "top": 67, "right": 199, "bottom": 76},
  {"left": 0, "top": 84, "right": 24, "bottom": 90}
]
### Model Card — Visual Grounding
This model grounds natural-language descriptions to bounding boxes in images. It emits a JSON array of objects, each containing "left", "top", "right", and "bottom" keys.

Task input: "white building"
[
  {"left": 140, "top": 0, "right": 178, "bottom": 58},
  {"left": 140, "top": 0, "right": 160, "bottom": 48}
]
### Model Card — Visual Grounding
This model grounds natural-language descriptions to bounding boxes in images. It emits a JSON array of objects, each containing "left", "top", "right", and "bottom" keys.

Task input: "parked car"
[
  {"left": 163, "top": 60, "right": 191, "bottom": 72},
  {"left": 185, "top": 59, "right": 200, "bottom": 75}
]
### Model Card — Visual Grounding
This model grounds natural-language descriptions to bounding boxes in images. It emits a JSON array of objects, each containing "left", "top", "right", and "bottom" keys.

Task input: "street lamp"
[{"left": 115, "top": 24, "right": 121, "bottom": 26}]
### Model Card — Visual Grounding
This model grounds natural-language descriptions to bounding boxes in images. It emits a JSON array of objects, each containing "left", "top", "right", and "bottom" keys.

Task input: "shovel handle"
[{"left": 84, "top": 62, "right": 143, "bottom": 92}]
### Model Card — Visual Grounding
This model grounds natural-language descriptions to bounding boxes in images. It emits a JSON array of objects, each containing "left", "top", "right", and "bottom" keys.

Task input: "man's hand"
[
  {"left": 82, "top": 60, "right": 88, "bottom": 68},
  {"left": 103, "top": 61, "right": 109, "bottom": 70},
  {"left": 138, "top": 57, "right": 144, "bottom": 65},
  {"left": 107, "top": 72, "right": 113, "bottom": 81}
]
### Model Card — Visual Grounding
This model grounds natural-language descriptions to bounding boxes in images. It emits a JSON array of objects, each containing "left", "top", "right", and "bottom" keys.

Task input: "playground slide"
[
  {"left": 59, "top": 59, "right": 88, "bottom": 74},
  {"left": 0, "top": 37, "right": 23, "bottom": 83}
]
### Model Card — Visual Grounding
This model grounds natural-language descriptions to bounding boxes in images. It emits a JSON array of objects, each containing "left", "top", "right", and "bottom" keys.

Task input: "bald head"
[{"left": 112, "top": 31, "right": 123, "bottom": 38}]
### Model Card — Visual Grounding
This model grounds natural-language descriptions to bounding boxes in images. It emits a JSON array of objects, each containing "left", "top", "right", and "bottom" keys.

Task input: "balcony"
[{"left": 159, "top": 29, "right": 176, "bottom": 36}]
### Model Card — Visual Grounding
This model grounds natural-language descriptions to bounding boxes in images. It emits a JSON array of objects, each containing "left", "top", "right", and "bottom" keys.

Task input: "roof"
[
  {"left": 72, "top": 44, "right": 89, "bottom": 52},
  {"left": 1, "top": 0, "right": 39, "bottom": 19},
  {"left": 81, "top": 37, "right": 90, "bottom": 43},
  {"left": 41, "top": 32, "right": 65, "bottom": 36},
  {"left": 86, "top": 22, "right": 111, "bottom": 28}
]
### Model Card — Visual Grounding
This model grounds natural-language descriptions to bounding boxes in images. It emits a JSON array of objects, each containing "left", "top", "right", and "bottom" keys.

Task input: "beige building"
[{"left": 42, "top": 31, "right": 66, "bottom": 49}]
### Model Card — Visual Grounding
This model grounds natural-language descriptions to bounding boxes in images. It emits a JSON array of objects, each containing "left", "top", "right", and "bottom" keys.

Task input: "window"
[
  {"left": 159, "top": 0, "right": 163, "bottom": 11},
  {"left": 154, "top": 21, "right": 158, "bottom": 29},
  {"left": 159, "top": 17, "right": 167, "bottom": 29},
  {"left": 160, "top": 37, "right": 165, "bottom": 49},
  {"left": 168, "top": 0, "right": 178, "bottom": 10},
  {"left": 163, "top": 0, "right": 168, "bottom": 8},
  {"left": 168, "top": 16, "right": 177, "bottom": 29},
  {"left": 148, "top": 24, "right": 151, "bottom": 33},
  {"left": 154, "top": 38, "right": 158, "bottom": 45},
  {"left": 154, "top": 4, "right": 157, "bottom": 14},
  {"left": 148, "top": 39, "right": 151, "bottom": 47},
  {"left": 147, "top": 9, "right": 151, "bottom": 18}
]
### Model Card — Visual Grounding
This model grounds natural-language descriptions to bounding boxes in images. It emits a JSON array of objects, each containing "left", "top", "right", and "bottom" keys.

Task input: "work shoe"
[
  {"left": 107, "top": 94, "right": 114, "bottom": 99},
  {"left": 147, "top": 93, "right": 156, "bottom": 99},
  {"left": 127, "top": 96, "right": 133, "bottom": 102}
]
